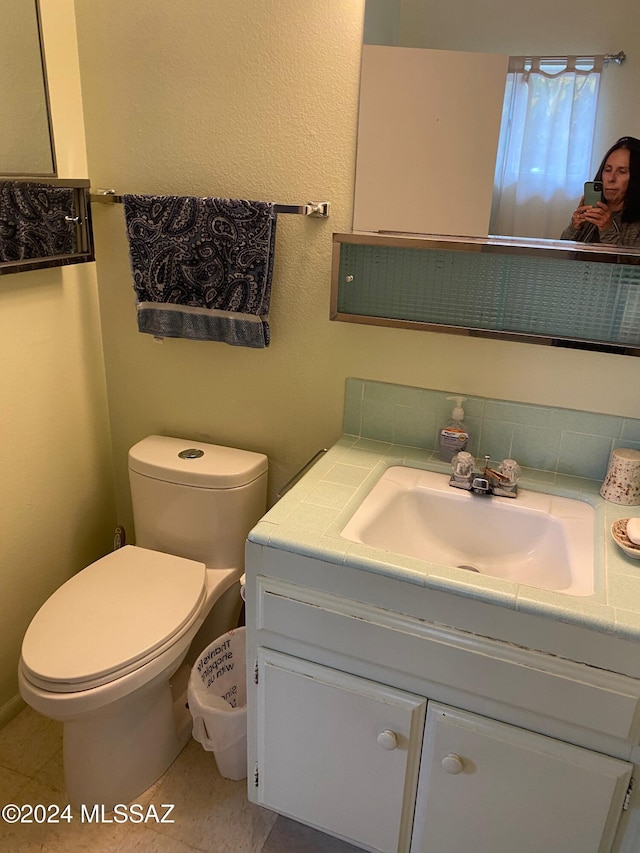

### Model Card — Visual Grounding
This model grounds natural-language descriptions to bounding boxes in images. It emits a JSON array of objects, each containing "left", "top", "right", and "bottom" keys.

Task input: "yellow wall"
[{"left": 0, "top": 1, "right": 115, "bottom": 718}]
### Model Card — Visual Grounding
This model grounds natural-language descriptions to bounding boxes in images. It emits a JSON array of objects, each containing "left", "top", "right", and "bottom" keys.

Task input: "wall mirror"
[
  {"left": 355, "top": 0, "right": 639, "bottom": 260},
  {"left": 1, "top": 0, "right": 55, "bottom": 176},
  {"left": 340, "top": 0, "right": 640, "bottom": 353},
  {"left": 0, "top": 2, "right": 94, "bottom": 274}
]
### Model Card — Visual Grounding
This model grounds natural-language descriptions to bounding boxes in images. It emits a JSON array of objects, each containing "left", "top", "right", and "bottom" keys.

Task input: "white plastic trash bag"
[{"left": 188, "top": 627, "right": 247, "bottom": 780}]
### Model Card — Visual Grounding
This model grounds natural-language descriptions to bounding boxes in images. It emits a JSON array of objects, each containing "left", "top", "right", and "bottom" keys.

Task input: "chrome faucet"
[{"left": 449, "top": 453, "right": 520, "bottom": 498}]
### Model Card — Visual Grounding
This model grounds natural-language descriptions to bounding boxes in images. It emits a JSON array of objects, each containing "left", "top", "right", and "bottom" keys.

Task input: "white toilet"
[{"left": 18, "top": 435, "right": 267, "bottom": 809}]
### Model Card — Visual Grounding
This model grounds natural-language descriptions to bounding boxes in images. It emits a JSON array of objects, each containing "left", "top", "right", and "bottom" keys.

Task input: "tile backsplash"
[{"left": 344, "top": 378, "right": 640, "bottom": 482}]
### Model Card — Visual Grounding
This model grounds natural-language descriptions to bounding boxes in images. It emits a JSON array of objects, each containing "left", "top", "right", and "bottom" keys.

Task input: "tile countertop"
[{"left": 248, "top": 436, "right": 640, "bottom": 646}]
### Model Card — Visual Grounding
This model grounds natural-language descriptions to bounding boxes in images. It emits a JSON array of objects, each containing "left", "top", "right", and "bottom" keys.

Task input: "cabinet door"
[
  {"left": 255, "top": 649, "right": 426, "bottom": 853},
  {"left": 412, "top": 703, "right": 633, "bottom": 853}
]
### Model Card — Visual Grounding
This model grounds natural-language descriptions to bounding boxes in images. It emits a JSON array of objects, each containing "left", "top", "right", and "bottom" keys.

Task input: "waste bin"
[{"left": 188, "top": 626, "right": 247, "bottom": 780}]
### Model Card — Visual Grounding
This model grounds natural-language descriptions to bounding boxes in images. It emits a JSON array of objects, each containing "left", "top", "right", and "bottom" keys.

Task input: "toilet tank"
[{"left": 128, "top": 435, "right": 268, "bottom": 570}]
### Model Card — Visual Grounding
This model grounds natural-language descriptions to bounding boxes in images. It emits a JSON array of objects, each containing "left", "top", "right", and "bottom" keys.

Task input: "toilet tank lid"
[{"left": 128, "top": 435, "right": 268, "bottom": 489}]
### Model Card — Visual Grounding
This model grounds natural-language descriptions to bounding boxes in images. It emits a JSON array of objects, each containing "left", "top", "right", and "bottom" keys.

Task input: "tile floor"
[{"left": 0, "top": 706, "right": 360, "bottom": 852}]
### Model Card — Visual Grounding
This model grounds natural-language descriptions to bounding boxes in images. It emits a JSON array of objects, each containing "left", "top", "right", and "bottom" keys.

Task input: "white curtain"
[{"left": 490, "top": 56, "right": 602, "bottom": 240}]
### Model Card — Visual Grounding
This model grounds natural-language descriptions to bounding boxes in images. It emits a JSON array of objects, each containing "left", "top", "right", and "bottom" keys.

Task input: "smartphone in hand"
[{"left": 584, "top": 180, "right": 603, "bottom": 206}]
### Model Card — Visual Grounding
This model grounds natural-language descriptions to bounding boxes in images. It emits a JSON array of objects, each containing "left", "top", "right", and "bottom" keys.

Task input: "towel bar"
[{"left": 90, "top": 190, "right": 330, "bottom": 218}]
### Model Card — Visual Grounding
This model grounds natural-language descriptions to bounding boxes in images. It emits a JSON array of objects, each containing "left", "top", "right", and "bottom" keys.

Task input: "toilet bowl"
[{"left": 18, "top": 436, "right": 268, "bottom": 809}]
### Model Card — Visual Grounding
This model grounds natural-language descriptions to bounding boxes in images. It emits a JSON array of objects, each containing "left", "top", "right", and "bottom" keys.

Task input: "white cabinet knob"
[
  {"left": 441, "top": 753, "right": 465, "bottom": 774},
  {"left": 377, "top": 730, "right": 398, "bottom": 750}
]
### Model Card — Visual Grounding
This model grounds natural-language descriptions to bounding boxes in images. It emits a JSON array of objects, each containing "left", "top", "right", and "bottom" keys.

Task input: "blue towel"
[
  {"left": 123, "top": 195, "right": 277, "bottom": 347},
  {"left": 0, "top": 182, "right": 76, "bottom": 262}
]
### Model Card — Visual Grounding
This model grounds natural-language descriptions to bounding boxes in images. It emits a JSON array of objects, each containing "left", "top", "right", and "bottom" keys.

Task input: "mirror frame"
[
  {"left": 32, "top": 0, "right": 57, "bottom": 177},
  {"left": 31, "top": 0, "right": 57, "bottom": 177},
  {"left": 339, "top": 230, "right": 640, "bottom": 264}
]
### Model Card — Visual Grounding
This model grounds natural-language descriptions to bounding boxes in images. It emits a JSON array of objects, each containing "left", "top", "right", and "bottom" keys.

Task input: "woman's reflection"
[{"left": 561, "top": 136, "right": 640, "bottom": 247}]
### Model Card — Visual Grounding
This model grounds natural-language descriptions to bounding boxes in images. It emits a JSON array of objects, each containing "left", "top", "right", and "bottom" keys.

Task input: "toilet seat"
[{"left": 21, "top": 546, "right": 206, "bottom": 693}]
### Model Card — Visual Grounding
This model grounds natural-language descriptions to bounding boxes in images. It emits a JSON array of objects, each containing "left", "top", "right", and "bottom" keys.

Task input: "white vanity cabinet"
[
  {"left": 246, "top": 546, "right": 640, "bottom": 853},
  {"left": 253, "top": 648, "right": 631, "bottom": 853}
]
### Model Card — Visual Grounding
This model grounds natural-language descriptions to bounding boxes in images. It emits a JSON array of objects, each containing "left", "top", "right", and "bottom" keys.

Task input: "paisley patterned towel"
[
  {"left": 123, "top": 195, "right": 277, "bottom": 347},
  {"left": 0, "top": 182, "right": 76, "bottom": 262}
]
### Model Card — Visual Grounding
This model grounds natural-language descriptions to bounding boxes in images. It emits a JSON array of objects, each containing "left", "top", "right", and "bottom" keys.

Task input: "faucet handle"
[
  {"left": 498, "top": 458, "right": 521, "bottom": 486},
  {"left": 451, "top": 451, "right": 475, "bottom": 478}
]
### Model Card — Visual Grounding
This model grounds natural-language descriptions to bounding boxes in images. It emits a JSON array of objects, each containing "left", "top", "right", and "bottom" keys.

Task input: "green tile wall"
[{"left": 344, "top": 378, "right": 640, "bottom": 481}]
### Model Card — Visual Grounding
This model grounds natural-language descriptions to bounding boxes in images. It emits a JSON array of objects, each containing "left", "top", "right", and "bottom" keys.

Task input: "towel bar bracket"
[{"left": 306, "top": 202, "right": 331, "bottom": 218}]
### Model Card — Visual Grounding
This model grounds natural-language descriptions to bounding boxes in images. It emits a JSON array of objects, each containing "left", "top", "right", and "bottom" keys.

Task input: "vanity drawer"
[{"left": 255, "top": 577, "right": 640, "bottom": 743}]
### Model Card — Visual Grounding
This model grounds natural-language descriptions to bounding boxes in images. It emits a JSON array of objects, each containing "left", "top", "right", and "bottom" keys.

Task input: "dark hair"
[{"left": 594, "top": 136, "right": 640, "bottom": 222}]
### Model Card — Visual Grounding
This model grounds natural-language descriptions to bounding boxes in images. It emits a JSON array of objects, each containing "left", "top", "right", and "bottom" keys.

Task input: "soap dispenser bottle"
[{"left": 439, "top": 396, "right": 470, "bottom": 462}]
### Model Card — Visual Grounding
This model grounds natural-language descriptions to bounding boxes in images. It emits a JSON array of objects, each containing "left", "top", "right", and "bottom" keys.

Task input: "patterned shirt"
[{"left": 561, "top": 211, "right": 640, "bottom": 247}]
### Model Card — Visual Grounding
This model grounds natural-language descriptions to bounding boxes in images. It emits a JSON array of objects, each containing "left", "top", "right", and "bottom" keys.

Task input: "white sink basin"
[{"left": 341, "top": 466, "right": 595, "bottom": 596}]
